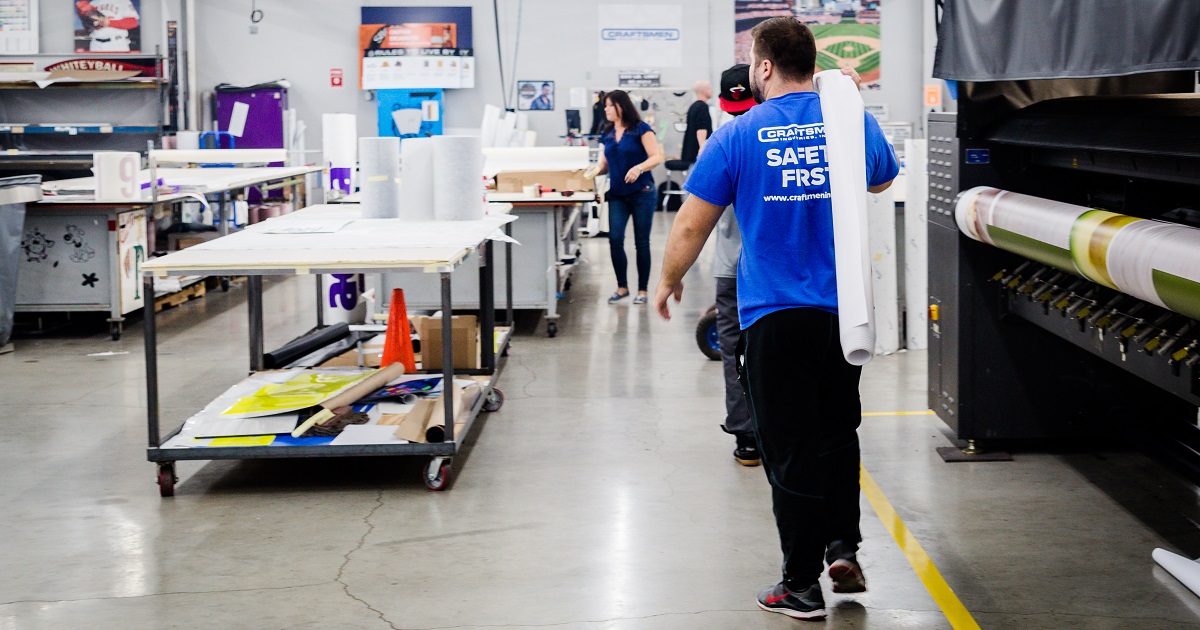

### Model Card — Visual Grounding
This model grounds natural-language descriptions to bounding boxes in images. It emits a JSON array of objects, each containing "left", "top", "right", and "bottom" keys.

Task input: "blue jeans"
[{"left": 608, "top": 187, "right": 656, "bottom": 292}]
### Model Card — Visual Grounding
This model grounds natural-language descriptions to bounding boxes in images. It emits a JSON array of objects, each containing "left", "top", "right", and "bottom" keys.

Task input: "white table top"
[
  {"left": 43, "top": 165, "right": 322, "bottom": 197},
  {"left": 142, "top": 204, "right": 517, "bottom": 276}
]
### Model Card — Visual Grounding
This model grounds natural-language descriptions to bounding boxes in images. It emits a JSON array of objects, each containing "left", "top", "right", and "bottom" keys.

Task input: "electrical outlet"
[{"left": 249, "top": 24, "right": 258, "bottom": 34}]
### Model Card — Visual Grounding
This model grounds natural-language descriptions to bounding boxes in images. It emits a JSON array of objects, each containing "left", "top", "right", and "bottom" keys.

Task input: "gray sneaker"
[{"left": 755, "top": 582, "right": 826, "bottom": 621}]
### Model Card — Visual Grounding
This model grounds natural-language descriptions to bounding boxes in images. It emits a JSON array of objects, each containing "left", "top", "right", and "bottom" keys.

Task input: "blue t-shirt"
[
  {"left": 684, "top": 91, "right": 899, "bottom": 329},
  {"left": 601, "top": 120, "right": 656, "bottom": 197}
]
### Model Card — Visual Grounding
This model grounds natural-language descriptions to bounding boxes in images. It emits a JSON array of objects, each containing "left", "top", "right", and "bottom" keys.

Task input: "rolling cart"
[{"left": 142, "top": 204, "right": 516, "bottom": 495}]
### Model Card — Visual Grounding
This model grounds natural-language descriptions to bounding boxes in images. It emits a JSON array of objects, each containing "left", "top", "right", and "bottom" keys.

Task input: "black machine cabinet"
[{"left": 926, "top": 106, "right": 1200, "bottom": 472}]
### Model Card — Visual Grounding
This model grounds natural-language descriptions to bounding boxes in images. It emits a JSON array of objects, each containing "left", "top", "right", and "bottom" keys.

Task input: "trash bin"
[{"left": 0, "top": 174, "right": 43, "bottom": 348}]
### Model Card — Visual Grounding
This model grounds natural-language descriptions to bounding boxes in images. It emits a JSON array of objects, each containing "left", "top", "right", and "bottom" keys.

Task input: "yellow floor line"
[
  {"left": 861, "top": 467, "right": 982, "bottom": 630},
  {"left": 862, "top": 410, "right": 936, "bottom": 417}
]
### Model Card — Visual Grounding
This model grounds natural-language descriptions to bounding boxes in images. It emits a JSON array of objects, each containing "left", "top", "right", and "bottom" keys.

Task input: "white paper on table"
[
  {"left": 814, "top": 69, "right": 875, "bottom": 365},
  {"left": 259, "top": 219, "right": 353, "bottom": 234},
  {"left": 192, "top": 415, "right": 299, "bottom": 438},
  {"left": 195, "top": 215, "right": 517, "bottom": 252},
  {"left": 330, "top": 425, "right": 410, "bottom": 446}
]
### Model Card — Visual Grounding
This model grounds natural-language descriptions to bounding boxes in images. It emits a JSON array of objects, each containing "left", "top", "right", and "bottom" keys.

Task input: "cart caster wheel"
[
  {"left": 547, "top": 322, "right": 558, "bottom": 338},
  {"left": 483, "top": 388, "right": 505, "bottom": 412},
  {"left": 157, "top": 464, "right": 177, "bottom": 498},
  {"left": 423, "top": 458, "right": 452, "bottom": 491},
  {"left": 220, "top": 277, "right": 230, "bottom": 292},
  {"left": 696, "top": 309, "right": 721, "bottom": 361},
  {"left": 109, "top": 322, "right": 122, "bottom": 341}
]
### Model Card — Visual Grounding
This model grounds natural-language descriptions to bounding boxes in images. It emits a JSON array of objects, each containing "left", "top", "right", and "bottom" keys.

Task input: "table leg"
[
  {"left": 479, "top": 240, "right": 495, "bottom": 373},
  {"left": 441, "top": 272, "right": 455, "bottom": 443},
  {"left": 315, "top": 275, "right": 325, "bottom": 327},
  {"left": 248, "top": 276, "right": 264, "bottom": 372},
  {"left": 505, "top": 222, "right": 514, "bottom": 327},
  {"left": 144, "top": 275, "right": 160, "bottom": 448}
]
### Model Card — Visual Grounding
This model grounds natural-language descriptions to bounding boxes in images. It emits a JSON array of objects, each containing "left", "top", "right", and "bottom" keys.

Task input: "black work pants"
[
  {"left": 739, "top": 307, "right": 863, "bottom": 589},
  {"left": 716, "top": 276, "right": 751, "bottom": 435}
]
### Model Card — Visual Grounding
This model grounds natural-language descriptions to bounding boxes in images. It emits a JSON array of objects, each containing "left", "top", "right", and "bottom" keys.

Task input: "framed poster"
[
  {"left": 360, "top": 6, "right": 474, "bottom": 90},
  {"left": 517, "top": 81, "right": 554, "bottom": 111},
  {"left": 735, "top": 1, "right": 882, "bottom": 90},
  {"left": 74, "top": 0, "right": 141, "bottom": 53}
]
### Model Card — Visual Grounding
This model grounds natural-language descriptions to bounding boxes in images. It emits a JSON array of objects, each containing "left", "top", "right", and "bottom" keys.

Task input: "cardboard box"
[
  {"left": 167, "top": 231, "right": 219, "bottom": 250},
  {"left": 495, "top": 169, "right": 593, "bottom": 193},
  {"left": 415, "top": 315, "right": 479, "bottom": 371}
]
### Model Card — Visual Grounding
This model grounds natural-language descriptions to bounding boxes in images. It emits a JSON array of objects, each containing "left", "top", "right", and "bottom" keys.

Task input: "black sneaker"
[
  {"left": 756, "top": 582, "right": 825, "bottom": 620},
  {"left": 734, "top": 433, "right": 760, "bottom": 467},
  {"left": 828, "top": 557, "right": 867, "bottom": 593}
]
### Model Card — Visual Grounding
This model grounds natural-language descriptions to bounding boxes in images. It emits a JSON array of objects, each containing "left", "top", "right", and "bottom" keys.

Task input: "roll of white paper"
[
  {"left": 176, "top": 130, "right": 200, "bottom": 150},
  {"left": 432, "top": 135, "right": 484, "bottom": 221},
  {"left": 1153, "top": 548, "right": 1200, "bottom": 599},
  {"left": 494, "top": 112, "right": 517, "bottom": 148},
  {"left": 322, "top": 113, "right": 357, "bottom": 195},
  {"left": 399, "top": 137, "right": 436, "bottom": 221},
  {"left": 480, "top": 104, "right": 501, "bottom": 149},
  {"left": 358, "top": 136, "right": 401, "bottom": 219},
  {"left": 93, "top": 152, "right": 140, "bottom": 201},
  {"left": 904, "top": 139, "right": 929, "bottom": 350},
  {"left": 814, "top": 70, "right": 875, "bottom": 366}
]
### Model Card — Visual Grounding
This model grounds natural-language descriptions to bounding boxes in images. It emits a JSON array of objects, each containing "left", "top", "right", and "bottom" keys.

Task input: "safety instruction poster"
[
  {"left": 735, "top": 1, "right": 882, "bottom": 90},
  {"left": 360, "top": 6, "right": 474, "bottom": 90}
]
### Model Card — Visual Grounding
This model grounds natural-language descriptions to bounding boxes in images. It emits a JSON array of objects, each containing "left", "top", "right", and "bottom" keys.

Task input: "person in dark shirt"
[
  {"left": 587, "top": 89, "right": 664, "bottom": 304},
  {"left": 680, "top": 80, "right": 714, "bottom": 163}
]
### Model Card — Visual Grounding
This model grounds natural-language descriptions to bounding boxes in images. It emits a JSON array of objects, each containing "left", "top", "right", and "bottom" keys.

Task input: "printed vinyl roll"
[
  {"left": 1153, "top": 549, "right": 1200, "bottom": 599},
  {"left": 399, "top": 137, "right": 436, "bottom": 221},
  {"left": 904, "top": 139, "right": 929, "bottom": 350},
  {"left": 358, "top": 136, "right": 401, "bottom": 219},
  {"left": 956, "top": 187, "right": 1200, "bottom": 322},
  {"left": 93, "top": 152, "right": 141, "bottom": 201},
  {"left": 322, "top": 113, "right": 357, "bottom": 195},
  {"left": 814, "top": 70, "right": 875, "bottom": 366},
  {"left": 431, "top": 135, "right": 484, "bottom": 221}
]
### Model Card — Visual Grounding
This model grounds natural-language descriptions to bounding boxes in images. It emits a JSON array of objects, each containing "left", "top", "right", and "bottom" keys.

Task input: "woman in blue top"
[{"left": 592, "top": 90, "right": 663, "bottom": 304}]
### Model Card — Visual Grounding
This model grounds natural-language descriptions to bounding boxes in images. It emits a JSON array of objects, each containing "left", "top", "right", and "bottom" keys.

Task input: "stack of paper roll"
[
  {"left": 322, "top": 113, "right": 357, "bottom": 195},
  {"left": 93, "top": 152, "right": 141, "bottom": 201},
  {"left": 814, "top": 69, "right": 875, "bottom": 366},
  {"left": 957, "top": 187, "right": 1200, "bottom": 322},
  {"left": 358, "top": 137, "right": 401, "bottom": 219},
  {"left": 480, "top": 104, "right": 501, "bottom": 149},
  {"left": 399, "top": 138, "right": 436, "bottom": 221},
  {"left": 397, "top": 136, "right": 484, "bottom": 222}
]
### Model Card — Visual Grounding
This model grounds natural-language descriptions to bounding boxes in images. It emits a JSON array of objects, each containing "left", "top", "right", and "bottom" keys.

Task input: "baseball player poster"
[{"left": 74, "top": 0, "right": 142, "bottom": 53}]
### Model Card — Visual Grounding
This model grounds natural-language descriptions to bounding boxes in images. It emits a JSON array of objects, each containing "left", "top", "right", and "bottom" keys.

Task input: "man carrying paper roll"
[{"left": 653, "top": 17, "right": 898, "bottom": 621}]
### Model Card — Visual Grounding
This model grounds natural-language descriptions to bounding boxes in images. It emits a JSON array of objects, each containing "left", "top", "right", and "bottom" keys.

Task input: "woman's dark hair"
[{"left": 605, "top": 90, "right": 642, "bottom": 129}]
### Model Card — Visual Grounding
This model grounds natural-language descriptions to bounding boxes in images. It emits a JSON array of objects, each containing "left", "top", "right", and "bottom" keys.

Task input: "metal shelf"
[{"left": 0, "top": 124, "right": 159, "bottom": 134}]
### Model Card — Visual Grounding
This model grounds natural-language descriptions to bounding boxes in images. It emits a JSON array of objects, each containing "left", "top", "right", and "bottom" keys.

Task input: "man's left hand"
[{"left": 841, "top": 68, "right": 862, "bottom": 89}]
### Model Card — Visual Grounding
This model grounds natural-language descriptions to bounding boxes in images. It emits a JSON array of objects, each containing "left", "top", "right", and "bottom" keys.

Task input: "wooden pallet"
[{"left": 154, "top": 280, "right": 207, "bottom": 312}]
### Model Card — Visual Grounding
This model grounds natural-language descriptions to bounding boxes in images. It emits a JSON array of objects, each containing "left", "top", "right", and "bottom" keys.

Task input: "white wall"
[{"left": 29, "top": 1, "right": 930, "bottom": 149}]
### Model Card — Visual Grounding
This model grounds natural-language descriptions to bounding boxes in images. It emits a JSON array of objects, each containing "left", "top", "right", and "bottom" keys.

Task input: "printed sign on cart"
[{"left": 598, "top": 4, "right": 682, "bottom": 67}]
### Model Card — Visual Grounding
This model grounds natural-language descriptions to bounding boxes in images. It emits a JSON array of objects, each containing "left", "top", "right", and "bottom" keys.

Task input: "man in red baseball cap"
[{"left": 711, "top": 63, "right": 758, "bottom": 467}]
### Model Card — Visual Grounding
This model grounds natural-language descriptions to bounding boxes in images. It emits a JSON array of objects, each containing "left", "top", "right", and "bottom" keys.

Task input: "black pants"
[
  {"left": 716, "top": 276, "right": 751, "bottom": 435},
  {"left": 739, "top": 307, "right": 863, "bottom": 589}
]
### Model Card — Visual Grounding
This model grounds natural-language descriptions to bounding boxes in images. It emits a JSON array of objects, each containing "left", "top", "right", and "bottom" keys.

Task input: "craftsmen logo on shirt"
[{"left": 757, "top": 123, "right": 825, "bottom": 143}]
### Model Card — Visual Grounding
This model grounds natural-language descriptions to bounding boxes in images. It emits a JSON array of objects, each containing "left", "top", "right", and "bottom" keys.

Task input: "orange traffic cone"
[{"left": 380, "top": 288, "right": 416, "bottom": 373}]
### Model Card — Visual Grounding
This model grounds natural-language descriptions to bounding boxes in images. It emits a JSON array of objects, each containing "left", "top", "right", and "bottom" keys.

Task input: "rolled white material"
[
  {"left": 815, "top": 70, "right": 875, "bottom": 366},
  {"left": 149, "top": 148, "right": 288, "bottom": 165},
  {"left": 399, "top": 137, "right": 436, "bottom": 221},
  {"left": 904, "top": 139, "right": 929, "bottom": 350},
  {"left": 93, "top": 152, "right": 140, "bottom": 201},
  {"left": 176, "top": 130, "right": 200, "bottom": 150},
  {"left": 358, "top": 137, "right": 401, "bottom": 219},
  {"left": 494, "top": 112, "right": 517, "bottom": 148},
  {"left": 431, "top": 135, "right": 484, "bottom": 221},
  {"left": 1154, "top": 548, "right": 1200, "bottom": 598},
  {"left": 480, "top": 104, "right": 501, "bottom": 149},
  {"left": 321, "top": 273, "right": 368, "bottom": 325},
  {"left": 322, "top": 113, "right": 357, "bottom": 194},
  {"left": 867, "top": 187, "right": 898, "bottom": 355}
]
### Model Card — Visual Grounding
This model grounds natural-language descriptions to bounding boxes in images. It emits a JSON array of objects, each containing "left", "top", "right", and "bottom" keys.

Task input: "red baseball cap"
[{"left": 719, "top": 64, "right": 755, "bottom": 114}]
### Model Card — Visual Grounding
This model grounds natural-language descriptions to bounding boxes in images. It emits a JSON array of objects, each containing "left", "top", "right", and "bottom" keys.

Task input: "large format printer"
[{"left": 927, "top": 1, "right": 1200, "bottom": 477}]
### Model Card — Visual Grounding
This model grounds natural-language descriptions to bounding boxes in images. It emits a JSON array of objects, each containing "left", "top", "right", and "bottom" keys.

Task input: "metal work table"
[{"left": 141, "top": 205, "right": 516, "bottom": 495}]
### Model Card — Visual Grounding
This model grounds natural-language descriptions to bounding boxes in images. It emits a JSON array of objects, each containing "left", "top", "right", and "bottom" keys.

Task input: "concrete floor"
[{"left": 3, "top": 214, "right": 1200, "bottom": 629}]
